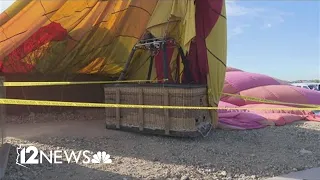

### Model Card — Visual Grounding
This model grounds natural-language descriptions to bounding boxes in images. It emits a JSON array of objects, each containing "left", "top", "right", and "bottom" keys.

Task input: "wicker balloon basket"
[{"left": 104, "top": 83, "right": 212, "bottom": 137}]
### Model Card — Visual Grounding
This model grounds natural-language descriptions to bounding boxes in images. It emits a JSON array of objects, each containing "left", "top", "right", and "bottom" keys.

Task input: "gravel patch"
[
  {"left": 5, "top": 109, "right": 105, "bottom": 124},
  {"left": 2, "top": 109, "right": 320, "bottom": 180}
]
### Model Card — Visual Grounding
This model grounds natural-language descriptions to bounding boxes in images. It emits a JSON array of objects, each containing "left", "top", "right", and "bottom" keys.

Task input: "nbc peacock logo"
[{"left": 91, "top": 151, "right": 112, "bottom": 164}]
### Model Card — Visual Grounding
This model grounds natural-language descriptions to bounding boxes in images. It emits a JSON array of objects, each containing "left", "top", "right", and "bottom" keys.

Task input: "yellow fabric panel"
[
  {"left": 22, "top": 42, "right": 51, "bottom": 67},
  {"left": 146, "top": 0, "right": 182, "bottom": 38},
  {"left": 14, "top": 30, "right": 136, "bottom": 76},
  {"left": 0, "top": 0, "right": 31, "bottom": 26},
  {"left": 179, "top": 60, "right": 184, "bottom": 83},
  {"left": 146, "top": 0, "right": 195, "bottom": 52},
  {"left": 51, "top": 35, "right": 134, "bottom": 75},
  {"left": 34, "top": 40, "right": 68, "bottom": 73},
  {"left": 64, "top": 1, "right": 110, "bottom": 51},
  {"left": 50, "top": 0, "right": 100, "bottom": 32},
  {"left": 78, "top": 57, "right": 123, "bottom": 75},
  {"left": 0, "top": 0, "right": 67, "bottom": 60},
  {"left": 76, "top": 0, "right": 157, "bottom": 75},
  {"left": 98, "top": 1, "right": 128, "bottom": 30},
  {"left": 0, "top": 13, "right": 10, "bottom": 28},
  {"left": 169, "top": 48, "right": 179, "bottom": 81},
  {"left": 98, "top": 36, "right": 138, "bottom": 74},
  {"left": 146, "top": 0, "right": 173, "bottom": 33},
  {"left": 78, "top": 57, "right": 106, "bottom": 74},
  {"left": 171, "top": 0, "right": 195, "bottom": 51},
  {"left": 171, "top": 0, "right": 186, "bottom": 17},
  {"left": 126, "top": 49, "right": 156, "bottom": 80},
  {"left": 206, "top": 0, "right": 227, "bottom": 126},
  {"left": 4, "top": 0, "right": 31, "bottom": 17}
]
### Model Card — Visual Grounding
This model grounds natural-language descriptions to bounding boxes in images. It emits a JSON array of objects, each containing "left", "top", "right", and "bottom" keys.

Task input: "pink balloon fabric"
[
  {"left": 218, "top": 101, "right": 239, "bottom": 113},
  {"left": 224, "top": 71, "right": 282, "bottom": 93},
  {"left": 218, "top": 112, "right": 271, "bottom": 130},
  {"left": 218, "top": 67, "right": 320, "bottom": 130},
  {"left": 222, "top": 71, "right": 284, "bottom": 106},
  {"left": 226, "top": 67, "right": 243, "bottom": 72}
]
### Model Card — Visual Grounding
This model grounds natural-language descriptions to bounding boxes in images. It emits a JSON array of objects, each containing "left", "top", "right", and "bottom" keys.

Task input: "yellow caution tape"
[
  {"left": 221, "top": 93, "right": 320, "bottom": 108},
  {"left": 1, "top": 79, "right": 319, "bottom": 109},
  {"left": 3, "top": 79, "right": 163, "bottom": 87},
  {"left": 0, "top": 98, "right": 319, "bottom": 111}
]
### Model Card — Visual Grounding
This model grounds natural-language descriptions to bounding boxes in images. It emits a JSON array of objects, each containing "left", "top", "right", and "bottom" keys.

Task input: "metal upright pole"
[
  {"left": 177, "top": 46, "right": 192, "bottom": 82},
  {"left": 162, "top": 42, "right": 169, "bottom": 83},
  {"left": 147, "top": 55, "right": 154, "bottom": 82},
  {"left": 118, "top": 47, "right": 137, "bottom": 81},
  {"left": 0, "top": 77, "right": 5, "bottom": 146}
]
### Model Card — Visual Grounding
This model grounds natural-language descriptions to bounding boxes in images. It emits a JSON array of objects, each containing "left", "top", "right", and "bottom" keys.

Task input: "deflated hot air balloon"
[
  {"left": 0, "top": 0, "right": 227, "bottom": 131},
  {"left": 1, "top": 1, "right": 318, "bottom": 131},
  {"left": 218, "top": 67, "right": 320, "bottom": 130}
]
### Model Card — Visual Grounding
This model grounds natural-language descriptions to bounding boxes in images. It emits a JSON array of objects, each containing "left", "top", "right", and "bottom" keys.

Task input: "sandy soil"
[{"left": 2, "top": 109, "right": 320, "bottom": 180}]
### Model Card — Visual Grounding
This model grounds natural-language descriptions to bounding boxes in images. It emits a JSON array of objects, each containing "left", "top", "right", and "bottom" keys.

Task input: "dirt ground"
[{"left": 2, "top": 109, "right": 320, "bottom": 180}]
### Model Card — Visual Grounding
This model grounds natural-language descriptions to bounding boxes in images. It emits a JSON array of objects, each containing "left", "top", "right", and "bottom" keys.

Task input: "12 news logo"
[{"left": 16, "top": 145, "right": 112, "bottom": 168}]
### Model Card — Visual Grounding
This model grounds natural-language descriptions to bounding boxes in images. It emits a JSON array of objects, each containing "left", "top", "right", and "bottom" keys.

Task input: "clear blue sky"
[
  {"left": 227, "top": 0, "right": 319, "bottom": 81},
  {"left": 0, "top": 0, "right": 319, "bottom": 81}
]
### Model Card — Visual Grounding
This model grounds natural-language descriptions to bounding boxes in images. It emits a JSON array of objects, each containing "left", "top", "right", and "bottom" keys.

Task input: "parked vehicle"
[{"left": 291, "top": 83, "right": 320, "bottom": 91}]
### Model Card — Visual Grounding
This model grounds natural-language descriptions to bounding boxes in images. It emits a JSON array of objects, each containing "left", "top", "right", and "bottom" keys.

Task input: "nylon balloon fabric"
[
  {"left": 219, "top": 67, "right": 320, "bottom": 130},
  {"left": 0, "top": 0, "right": 159, "bottom": 76},
  {"left": 0, "top": 0, "right": 227, "bottom": 125}
]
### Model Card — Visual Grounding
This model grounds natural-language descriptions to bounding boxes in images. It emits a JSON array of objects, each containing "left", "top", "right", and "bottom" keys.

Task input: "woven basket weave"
[{"left": 104, "top": 83, "right": 212, "bottom": 137}]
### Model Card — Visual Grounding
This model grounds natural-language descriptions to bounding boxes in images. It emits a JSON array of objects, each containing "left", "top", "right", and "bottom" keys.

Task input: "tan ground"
[{"left": 2, "top": 109, "right": 320, "bottom": 180}]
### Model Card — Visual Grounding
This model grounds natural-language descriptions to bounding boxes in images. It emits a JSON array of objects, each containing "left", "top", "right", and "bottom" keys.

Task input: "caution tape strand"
[
  {"left": 2, "top": 79, "right": 160, "bottom": 87},
  {"left": 0, "top": 98, "right": 319, "bottom": 111},
  {"left": 1, "top": 80, "right": 319, "bottom": 109}
]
